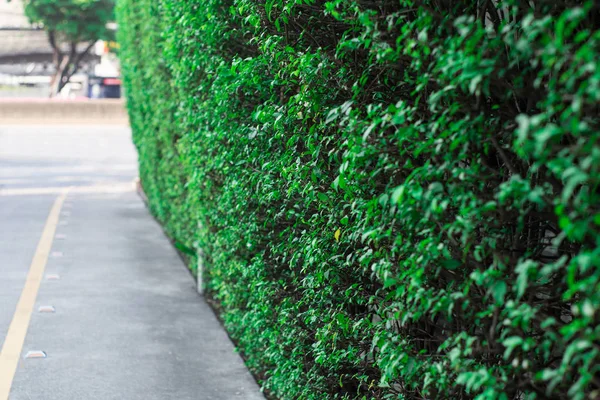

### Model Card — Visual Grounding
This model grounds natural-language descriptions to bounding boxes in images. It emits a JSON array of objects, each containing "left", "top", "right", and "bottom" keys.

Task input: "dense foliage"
[{"left": 117, "top": 0, "right": 600, "bottom": 398}]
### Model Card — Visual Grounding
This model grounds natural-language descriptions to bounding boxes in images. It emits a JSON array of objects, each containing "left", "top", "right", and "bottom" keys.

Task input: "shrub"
[{"left": 117, "top": 0, "right": 600, "bottom": 398}]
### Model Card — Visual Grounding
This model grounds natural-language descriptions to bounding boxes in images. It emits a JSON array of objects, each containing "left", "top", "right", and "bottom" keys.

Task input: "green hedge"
[{"left": 117, "top": 0, "right": 599, "bottom": 398}]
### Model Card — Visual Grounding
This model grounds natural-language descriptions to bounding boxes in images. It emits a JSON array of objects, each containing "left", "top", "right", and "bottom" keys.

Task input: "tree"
[{"left": 22, "top": 0, "right": 115, "bottom": 96}]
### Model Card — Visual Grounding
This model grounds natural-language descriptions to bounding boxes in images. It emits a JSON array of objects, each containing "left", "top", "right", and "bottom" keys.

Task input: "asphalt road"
[{"left": 0, "top": 125, "right": 263, "bottom": 400}]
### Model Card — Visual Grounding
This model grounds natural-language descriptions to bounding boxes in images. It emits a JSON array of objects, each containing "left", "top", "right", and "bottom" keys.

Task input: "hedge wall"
[{"left": 117, "top": 0, "right": 600, "bottom": 398}]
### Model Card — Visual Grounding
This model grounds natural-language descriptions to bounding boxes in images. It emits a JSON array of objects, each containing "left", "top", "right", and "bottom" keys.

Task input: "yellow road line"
[{"left": 0, "top": 192, "right": 67, "bottom": 400}]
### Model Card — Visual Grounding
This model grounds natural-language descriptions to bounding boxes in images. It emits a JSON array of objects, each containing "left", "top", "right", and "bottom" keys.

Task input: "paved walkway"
[{"left": 0, "top": 125, "right": 263, "bottom": 400}]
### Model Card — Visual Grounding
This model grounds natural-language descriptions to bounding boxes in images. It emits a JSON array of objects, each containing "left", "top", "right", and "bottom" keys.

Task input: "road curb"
[{"left": 0, "top": 99, "right": 129, "bottom": 125}]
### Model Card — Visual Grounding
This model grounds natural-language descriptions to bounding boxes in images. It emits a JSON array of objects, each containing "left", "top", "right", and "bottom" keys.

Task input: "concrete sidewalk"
[{"left": 0, "top": 125, "right": 263, "bottom": 400}]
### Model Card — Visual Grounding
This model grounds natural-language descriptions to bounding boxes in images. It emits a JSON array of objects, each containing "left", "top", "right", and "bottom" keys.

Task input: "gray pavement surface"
[{"left": 0, "top": 125, "right": 264, "bottom": 399}]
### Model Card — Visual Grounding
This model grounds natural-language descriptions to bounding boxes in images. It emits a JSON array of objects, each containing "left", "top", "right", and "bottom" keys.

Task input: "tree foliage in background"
[
  {"left": 22, "top": 0, "right": 114, "bottom": 95},
  {"left": 117, "top": 0, "right": 600, "bottom": 398}
]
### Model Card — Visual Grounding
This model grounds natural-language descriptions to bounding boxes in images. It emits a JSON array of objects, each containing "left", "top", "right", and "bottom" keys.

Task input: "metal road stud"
[
  {"left": 55, "top": 234, "right": 67, "bottom": 240},
  {"left": 38, "top": 306, "right": 56, "bottom": 313},
  {"left": 46, "top": 274, "right": 60, "bottom": 280},
  {"left": 50, "top": 251, "right": 63, "bottom": 258},
  {"left": 24, "top": 351, "right": 47, "bottom": 359}
]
